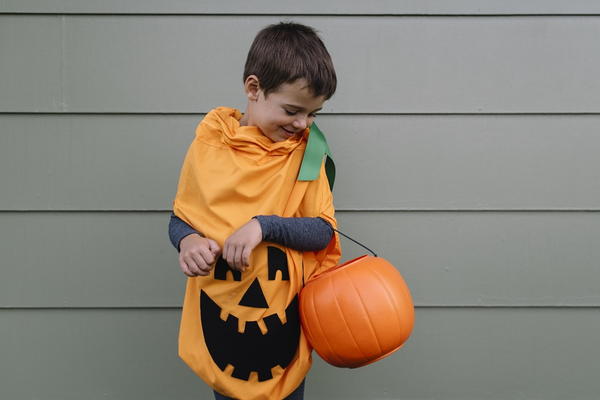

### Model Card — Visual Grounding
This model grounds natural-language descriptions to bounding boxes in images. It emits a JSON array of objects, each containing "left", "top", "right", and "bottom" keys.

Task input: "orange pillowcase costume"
[{"left": 172, "top": 107, "right": 341, "bottom": 400}]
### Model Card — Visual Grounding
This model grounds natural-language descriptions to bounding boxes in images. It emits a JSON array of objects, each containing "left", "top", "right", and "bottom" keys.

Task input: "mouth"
[
  {"left": 200, "top": 290, "right": 300, "bottom": 382},
  {"left": 281, "top": 127, "right": 298, "bottom": 136}
]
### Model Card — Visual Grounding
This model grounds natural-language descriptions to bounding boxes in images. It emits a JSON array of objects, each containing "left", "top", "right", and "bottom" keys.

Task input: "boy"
[{"left": 170, "top": 22, "right": 341, "bottom": 400}]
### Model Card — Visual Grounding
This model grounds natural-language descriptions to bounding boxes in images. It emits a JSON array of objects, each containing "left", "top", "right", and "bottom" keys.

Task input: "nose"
[{"left": 292, "top": 116, "right": 308, "bottom": 131}]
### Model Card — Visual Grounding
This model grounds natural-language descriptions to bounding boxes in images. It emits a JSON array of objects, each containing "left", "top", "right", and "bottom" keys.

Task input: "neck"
[{"left": 239, "top": 107, "right": 250, "bottom": 126}]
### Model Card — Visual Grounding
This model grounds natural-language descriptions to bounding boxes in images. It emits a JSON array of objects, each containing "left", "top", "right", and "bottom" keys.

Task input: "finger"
[
  {"left": 178, "top": 257, "right": 195, "bottom": 277},
  {"left": 233, "top": 245, "right": 244, "bottom": 271},
  {"left": 183, "top": 256, "right": 202, "bottom": 276},
  {"left": 184, "top": 252, "right": 211, "bottom": 276},
  {"left": 179, "top": 261, "right": 192, "bottom": 277},
  {"left": 195, "top": 267, "right": 210, "bottom": 276},
  {"left": 208, "top": 239, "right": 222, "bottom": 258},
  {"left": 195, "top": 246, "right": 215, "bottom": 266},
  {"left": 242, "top": 246, "right": 252, "bottom": 267},
  {"left": 225, "top": 242, "right": 237, "bottom": 270},
  {"left": 227, "top": 243, "right": 239, "bottom": 270},
  {"left": 229, "top": 245, "right": 240, "bottom": 271},
  {"left": 190, "top": 252, "right": 211, "bottom": 274},
  {"left": 224, "top": 243, "right": 235, "bottom": 269}
]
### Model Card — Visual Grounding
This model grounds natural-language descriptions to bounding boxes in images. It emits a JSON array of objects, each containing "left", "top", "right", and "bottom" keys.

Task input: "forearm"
[
  {"left": 169, "top": 212, "right": 202, "bottom": 252},
  {"left": 254, "top": 215, "right": 333, "bottom": 252},
  {"left": 169, "top": 213, "right": 333, "bottom": 252}
]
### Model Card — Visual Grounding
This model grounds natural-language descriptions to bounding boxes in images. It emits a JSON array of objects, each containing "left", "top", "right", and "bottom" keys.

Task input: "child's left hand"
[{"left": 223, "top": 218, "right": 263, "bottom": 271}]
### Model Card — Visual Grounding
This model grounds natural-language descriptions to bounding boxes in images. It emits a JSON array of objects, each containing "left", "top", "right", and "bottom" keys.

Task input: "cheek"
[
  {"left": 279, "top": 115, "right": 299, "bottom": 129},
  {"left": 263, "top": 105, "right": 288, "bottom": 125},
  {"left": 268, "top": 111, "right": 287, "bottom": 126},
  {"left": 260, "top": 110, "right": 283, "bottom": 128}
]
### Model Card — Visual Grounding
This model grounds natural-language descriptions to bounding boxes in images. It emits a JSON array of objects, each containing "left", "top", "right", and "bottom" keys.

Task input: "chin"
[
  {"left": 265, "top": 134, "right": 284, "bottom": 143},
  {"left": 263, "top": 131, "right": 287, "bottom": 143},
  {"left": 280, "top": 129, "right": 298, "bottom": 139}
]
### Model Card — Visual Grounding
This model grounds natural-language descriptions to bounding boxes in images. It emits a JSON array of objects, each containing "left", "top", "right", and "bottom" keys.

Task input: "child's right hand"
[{"left": 178, "top": 234, "right": 221, "bottom": 277}]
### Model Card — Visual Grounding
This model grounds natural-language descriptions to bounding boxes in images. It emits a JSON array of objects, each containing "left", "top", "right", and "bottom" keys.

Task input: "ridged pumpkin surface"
[{"left": 299, "top": 255, "right": 414, "bottom": 368}]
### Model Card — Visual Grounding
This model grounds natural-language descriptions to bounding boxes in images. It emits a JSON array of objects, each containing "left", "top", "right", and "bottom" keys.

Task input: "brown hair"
[{"left": 243, "top": 22, "right": 337, "bottom": 100}]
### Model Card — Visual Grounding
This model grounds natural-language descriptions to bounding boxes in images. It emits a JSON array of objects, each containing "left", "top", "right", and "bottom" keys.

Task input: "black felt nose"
[{"left": 239, "top": 277, "right": 268, "bottom": 308}]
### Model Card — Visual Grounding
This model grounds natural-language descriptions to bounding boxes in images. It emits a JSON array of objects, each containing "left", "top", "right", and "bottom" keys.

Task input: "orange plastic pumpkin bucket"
[{"left": 299, "top": 255, "right": 414, "bottom": 368}]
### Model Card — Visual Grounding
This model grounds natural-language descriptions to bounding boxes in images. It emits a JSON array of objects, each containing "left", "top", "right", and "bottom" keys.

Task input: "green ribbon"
[{"left": 297, "top": 123, "right": 336, "bottom": 190}]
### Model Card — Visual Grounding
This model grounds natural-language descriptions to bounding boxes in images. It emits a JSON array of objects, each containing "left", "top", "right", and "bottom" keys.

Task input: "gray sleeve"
[
  {"left": 254, "top": 215, "right": 334, "bottom": 252},
  {"left": 169, "top": 212, "right": 333, "bottom": 252},
  {"left": 168, "top": 212, "right": 202, "bottom": 252}
]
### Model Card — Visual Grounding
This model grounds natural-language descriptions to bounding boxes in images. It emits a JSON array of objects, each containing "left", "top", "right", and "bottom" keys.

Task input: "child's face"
[{"left": 242, "top": 78, "right": 326, "bottom": 143}]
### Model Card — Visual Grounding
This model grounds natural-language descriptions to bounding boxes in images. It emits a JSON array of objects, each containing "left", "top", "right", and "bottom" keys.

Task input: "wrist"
[
  {"left": 252, "top": 217, "right": 265, "bottom": 240},
  {"left": 179, "top": 233, "right": 203, "bottom": 250}
]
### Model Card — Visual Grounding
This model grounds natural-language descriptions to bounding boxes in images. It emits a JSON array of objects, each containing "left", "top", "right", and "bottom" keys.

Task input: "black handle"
[{"left": 333, "top": 228, "right": 378, "bottom": 257}]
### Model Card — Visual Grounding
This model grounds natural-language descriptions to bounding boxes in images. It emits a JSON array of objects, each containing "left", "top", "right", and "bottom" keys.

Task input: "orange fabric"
[{"left": 173, "top": 107, "right": 341, "bottom": 400}]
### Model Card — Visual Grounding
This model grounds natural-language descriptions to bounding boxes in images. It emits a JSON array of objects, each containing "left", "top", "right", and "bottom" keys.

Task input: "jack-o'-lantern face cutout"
[{"left": 200, "top": 245, "right": 300, "bottom": 381}]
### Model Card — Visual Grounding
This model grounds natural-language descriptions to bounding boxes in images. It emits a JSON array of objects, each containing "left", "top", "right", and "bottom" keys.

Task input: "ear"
[{"left": 244, "top": 75, "right": 261, "bottom": 101}]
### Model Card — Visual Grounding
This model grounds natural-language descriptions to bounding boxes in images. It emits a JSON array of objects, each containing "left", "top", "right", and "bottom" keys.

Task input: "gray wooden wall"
[{"left": 2, "top": 2, "right": 600, "bottom": 399}]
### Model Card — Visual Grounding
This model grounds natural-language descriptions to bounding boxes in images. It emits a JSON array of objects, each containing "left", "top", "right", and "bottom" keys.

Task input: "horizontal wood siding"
[
  {"left": 1, "top": 8, "right": 598, "bottom": 400},
  {"left": 1, "top": 308, "right": 599, "bottom": 399},
  {"left": 2, "top": 114, "right": 599, "bottom": 210},
  {"left": 1, "top": 211, "right": 598, "bottom": 308},
  {"left": 2, "top": 16, "right": 600, "bottom": 113},
  {"left": 3, "top": 1, "right": 600, "bottom": 15}
]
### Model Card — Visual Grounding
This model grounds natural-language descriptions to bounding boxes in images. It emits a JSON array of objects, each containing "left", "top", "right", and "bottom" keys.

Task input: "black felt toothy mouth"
[{"left": 200, "top": 290, "right": 300, "bottom": 381}]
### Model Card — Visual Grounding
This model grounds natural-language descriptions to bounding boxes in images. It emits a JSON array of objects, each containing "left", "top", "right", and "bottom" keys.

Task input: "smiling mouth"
[
  {"left": 281, "top": 127, "right": 297, "bottom": 135},
  {"left": 200, "top": 290, "right": 300, "bottom": 382}
]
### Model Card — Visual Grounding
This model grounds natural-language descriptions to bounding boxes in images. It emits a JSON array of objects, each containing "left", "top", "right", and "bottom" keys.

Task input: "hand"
[
  {"left": 178, "top": 234, "right": 221, "bottom": 277},
  {"left": 223, "top": 218, "right": 263, "bottom": 271}
]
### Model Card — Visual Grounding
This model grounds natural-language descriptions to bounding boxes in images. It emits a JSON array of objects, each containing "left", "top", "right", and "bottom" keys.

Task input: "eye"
[
  {"left": 267, "top": 246, "right": 289, "bottom": 280},
  {"left": 214, "top": 257, "right": 242, "bottom": 281},
  {"left": 284, "top": 109, "right": 297, "bottom": 116}
]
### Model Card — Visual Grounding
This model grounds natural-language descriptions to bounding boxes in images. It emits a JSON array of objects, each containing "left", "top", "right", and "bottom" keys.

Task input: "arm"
[
  {"left": 168, "top": 212, "right": 220, "bottom": 277},
  {"left": 223, "top": 216, "right": 334, "bottom": 271},
  {"left": 169, "top": 212, "right": 333, "bottom": 252},
  {"left": 169, "top": 212, "right": 202, "bottom": 252},
  {"left": 254, "top": 215, "right": 333, "bottom": 252}
]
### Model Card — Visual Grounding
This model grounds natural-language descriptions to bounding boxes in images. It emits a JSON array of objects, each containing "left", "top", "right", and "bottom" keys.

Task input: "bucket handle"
[{"left": 333, "top": 228, "right": 378, "bottom": 257}]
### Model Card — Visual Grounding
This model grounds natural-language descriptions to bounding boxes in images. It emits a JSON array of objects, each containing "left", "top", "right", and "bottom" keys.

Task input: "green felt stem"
[{"left": 297, "top": 123, "right": 336, "bottom": 190}]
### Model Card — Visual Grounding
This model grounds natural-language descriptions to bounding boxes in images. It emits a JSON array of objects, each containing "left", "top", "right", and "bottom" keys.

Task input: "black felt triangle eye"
[{"left": 239, "top": 277, "right": 268, "bottom": 308}]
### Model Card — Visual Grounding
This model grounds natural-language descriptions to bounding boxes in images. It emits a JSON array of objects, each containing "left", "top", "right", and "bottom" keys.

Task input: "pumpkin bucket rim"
[{"left": 306, "top": 254, "right": 374, "bottom": 284}]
